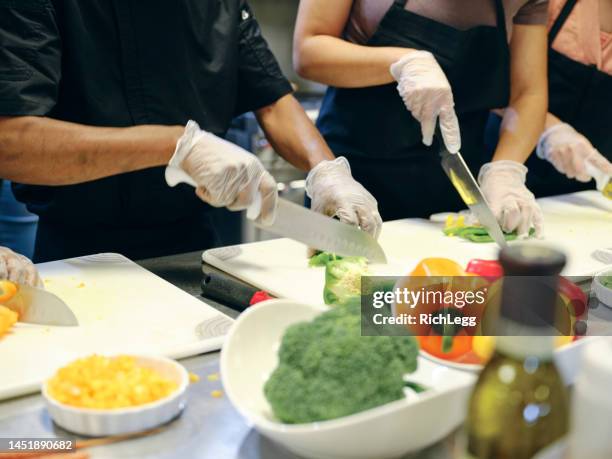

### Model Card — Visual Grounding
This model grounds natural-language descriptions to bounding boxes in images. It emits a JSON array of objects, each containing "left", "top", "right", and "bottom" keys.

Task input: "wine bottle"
[{"left": 464, "top": 245, "right": 570, "bottom": 459}]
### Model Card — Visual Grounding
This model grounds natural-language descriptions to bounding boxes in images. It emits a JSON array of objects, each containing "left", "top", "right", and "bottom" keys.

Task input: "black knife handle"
[{"left": 201, "top": 270, "right": 263, "bottom": 312}]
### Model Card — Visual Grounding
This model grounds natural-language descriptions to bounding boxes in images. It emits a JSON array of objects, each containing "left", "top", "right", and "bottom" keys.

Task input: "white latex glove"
[
  {"left": 478, "top": 161, "right": 543, "bottom": 238},
  {"left": 390, "top": 50, "right": 461, "bottom": 154},
  {"left": 537, "top": 123, "right": 612, "bottom": 182},
  {"left": 306, "top": 157, "right": 382, "bottom": 239},
  {"left": 166, "top": 121, "right": 277, "bottom": 225},
  {"left": 0, "top": 247, "right": 41, "bottom": 287}
]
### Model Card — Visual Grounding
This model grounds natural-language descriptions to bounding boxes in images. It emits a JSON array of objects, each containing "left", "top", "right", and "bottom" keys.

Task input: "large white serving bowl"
[
  {"left": 220, "top": 299, "right": 477, "bottom": 459},
  {"left": 42, "top": 355, "right": 189, "bottom": 437}
]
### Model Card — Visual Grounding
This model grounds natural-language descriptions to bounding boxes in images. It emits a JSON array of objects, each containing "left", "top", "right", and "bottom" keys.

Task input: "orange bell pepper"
[{"left": 0, "top": 280, "right": 18, "bottom": 304}]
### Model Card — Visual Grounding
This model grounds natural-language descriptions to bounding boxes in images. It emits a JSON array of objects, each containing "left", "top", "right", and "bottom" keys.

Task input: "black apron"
[
  {"left": 316, "top": 0, "right": 510, "bottom": 221},
  {"left": 525, "top": 0, "right": 612, "bottom": 197}
]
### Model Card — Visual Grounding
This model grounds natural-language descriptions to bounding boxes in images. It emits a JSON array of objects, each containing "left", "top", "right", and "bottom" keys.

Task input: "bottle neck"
[{"left": 496, "top": 335, "right": 556, "bottom": 360}]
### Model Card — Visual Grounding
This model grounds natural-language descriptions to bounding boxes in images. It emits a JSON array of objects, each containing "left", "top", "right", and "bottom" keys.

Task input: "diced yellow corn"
[{"left": 47, "top": 355, "right": 178, "bottom": 409}]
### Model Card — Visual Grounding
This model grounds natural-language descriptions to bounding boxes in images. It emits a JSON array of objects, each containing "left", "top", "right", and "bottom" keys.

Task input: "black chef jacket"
[{"left": 0, "top": 0, "right": 292, "bottom": 261}]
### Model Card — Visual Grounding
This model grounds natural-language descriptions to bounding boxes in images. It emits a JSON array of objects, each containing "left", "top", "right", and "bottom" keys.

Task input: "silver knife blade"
[
  {"left": 256, "top": 198, "right": 388, "bottom": 263},
  {"left": 11, "top": 285, "right": 79, "bottom": 326},
  {"left": 439, "top": 149, "right": 508, "bottom": 249}
]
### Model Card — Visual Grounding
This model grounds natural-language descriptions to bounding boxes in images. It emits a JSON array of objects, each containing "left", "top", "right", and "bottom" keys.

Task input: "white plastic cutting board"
[
  {"left": 203, "top": 191, "right": 612, "bottom": 306},
  {"left": 0, "top": 253, "right": 233, "bottom": 401}
]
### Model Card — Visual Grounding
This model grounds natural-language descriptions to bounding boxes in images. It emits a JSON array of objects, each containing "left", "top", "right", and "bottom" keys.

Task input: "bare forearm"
[
  {"left": 255, "top": 95, "right": 334, "bottom": 171},
  {"left": 0, "top": 116, "right": 183, "bottom": 185},
  {"left": 493, "top": 24, "right": 547, "bottom": 164},
  {"left": 494, "top": 93, "right": 547, "bottom": 163},
  {"left": 294, "top": 35, "right": 410, "bottom": 88}
]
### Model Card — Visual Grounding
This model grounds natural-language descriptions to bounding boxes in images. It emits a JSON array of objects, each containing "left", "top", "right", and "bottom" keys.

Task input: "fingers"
[
  {"left": 0, "top": 248, "right": 40, "bottom": 287},
  {"left": 420, "top": 109, "right": 437, "bottom": 147},
  {"left": 516, "top": 201, "right": 534, "bottom": 238},
  {"left": 356, "top": 206, "right": 383, "bottom": 240},
  {"left": 256, "top": 171, "right": 278, "bottom": 226},
  {"left": 195, "top": 187, "right": 225, "bottom": 208},
  {"left": 439, "top": 107, "right": 461, "bottom": 153}
]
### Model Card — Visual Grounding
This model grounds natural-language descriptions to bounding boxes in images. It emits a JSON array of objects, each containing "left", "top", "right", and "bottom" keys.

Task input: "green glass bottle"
[{"left": 464, "top": 245, "right": 570, "bottom": 459}]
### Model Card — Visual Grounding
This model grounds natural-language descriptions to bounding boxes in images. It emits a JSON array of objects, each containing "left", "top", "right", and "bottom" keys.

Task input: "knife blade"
[
  {"left": 9, "top": 285, "right": 79, "bottom": 326},
  {"left": 165, "top": 164, "right": 388, "bottom": 263},
  {"left": 438, "top": 142, "right": 508, "bottom": 249},
  {"left": 255, "top": 198, "right": 387, "bottom": 263}
]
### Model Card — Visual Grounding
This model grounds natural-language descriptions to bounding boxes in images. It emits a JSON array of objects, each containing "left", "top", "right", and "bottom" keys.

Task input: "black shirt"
[{"left": 0, "top": 0, "right": 292, "bottom": 227}]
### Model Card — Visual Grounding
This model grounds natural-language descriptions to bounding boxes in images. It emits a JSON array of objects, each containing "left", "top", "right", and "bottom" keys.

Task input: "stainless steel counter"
[{"left": 0, "top": 252, "right": 454, "bottom": 459}]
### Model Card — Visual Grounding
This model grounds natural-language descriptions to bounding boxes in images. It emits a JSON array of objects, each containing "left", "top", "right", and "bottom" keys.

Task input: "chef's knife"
[
  {"left": 585, "top": 162, "right": 612, "bottom": 200},
  {"left": 253, "top": 198, "right": 387, "bottom": 263},
  {"left": 9, "top": 285, "right": 79, "bottom": 326},
  {"left": 165, "top": 166, "right": 388, "bottom": 263},
  {"left": 437, "top": 138, "right": 508, "bottom": 249}
]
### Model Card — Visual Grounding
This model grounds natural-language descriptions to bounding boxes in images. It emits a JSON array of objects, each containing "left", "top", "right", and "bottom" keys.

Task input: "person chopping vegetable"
[
  {"left": 0, "top": 0, "right": 381, "bottom": 263},
  {"left": 530, "top": 0, "right": 612, "bottom": 196},
  {"left": 294, "top": 0, "right": 548, "bottom": 237}
]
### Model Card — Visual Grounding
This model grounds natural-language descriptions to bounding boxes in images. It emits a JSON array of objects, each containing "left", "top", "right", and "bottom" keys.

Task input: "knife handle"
[
  {"left": 201, "top": 269, "right": 272, "bottom": 312},
  {"left": 585, "top": 161, "right": 607, "bottom": 192}
]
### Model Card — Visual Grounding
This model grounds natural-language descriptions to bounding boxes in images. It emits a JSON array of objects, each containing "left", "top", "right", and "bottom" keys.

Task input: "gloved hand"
[
  {"left": 167, "top": 121, "right": 277, "bottom": 225},
  {"left": 537, "top": 123, "right": 612, "bottom": 182},
  {"left": 478, "top": 160, "right": 543, "bottom": 238},
  {"left": 306, "top": 157, "right": 382, "bottom": 239},
  {"left": 390, "top": 50, "right": 461, "bottom": 154},
  {"left": 0, "top": 247, "right": 42, "bottom": 287}
]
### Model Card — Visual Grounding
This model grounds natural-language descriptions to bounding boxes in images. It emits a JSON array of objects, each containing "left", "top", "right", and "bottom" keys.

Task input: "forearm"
[
  {"left": 255, "top": 94, "right": 335, "bottom": 171},
  {"left": 294, "top": 35, "right": 411, "bottom": 88},
  {"left": 0, "top": 116, "right": 183, "bottom": 185},
  {"left": 492, "top": 24, "right": 547, "bottom": 164},
  {"left": 493, "top": 92, "right": 547, "bottom": 163}
]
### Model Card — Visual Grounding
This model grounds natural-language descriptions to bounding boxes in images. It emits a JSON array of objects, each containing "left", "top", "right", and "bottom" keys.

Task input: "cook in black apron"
[
  {"left": 316, "top": 0, "right": 510, "bottom": 221},
  {"left": 0, "top": 0, "right": 292, "bottom": 262},
  {"left": 488, "top": 0, "right": 612, "bottom": 198}
]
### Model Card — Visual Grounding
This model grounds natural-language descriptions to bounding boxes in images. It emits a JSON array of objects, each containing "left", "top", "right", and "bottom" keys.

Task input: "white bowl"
[
  {"left": 594, "top": 268, "right": 612, "bottom": 308},
  {"left": 220, "top": 299, "right": 477, "bottom": 459},
  {"left": 42, "top": 355, "right": 189, "bottom": 436}
]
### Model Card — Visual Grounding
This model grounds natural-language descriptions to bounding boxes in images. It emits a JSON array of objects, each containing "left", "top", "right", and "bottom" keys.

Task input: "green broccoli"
[
  {"left": 323, "top": 257, "right": 369, "bottom": 307},
  {"left": 264, "top": 302, "right": 419, "bottom": 424}
]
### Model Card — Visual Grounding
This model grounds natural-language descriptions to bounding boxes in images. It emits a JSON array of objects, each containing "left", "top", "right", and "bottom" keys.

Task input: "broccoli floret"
[
  {"left": 264, "top": 302, "right": 419, "bottom": 424},
  {"left": 323, "top": 257, "right": 369, "bottom": 307}
]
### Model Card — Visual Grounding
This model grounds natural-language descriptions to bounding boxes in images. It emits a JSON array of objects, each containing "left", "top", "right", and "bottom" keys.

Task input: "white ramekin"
[{"left": 42, "top": 355, "right": 189, "bottom": 437}]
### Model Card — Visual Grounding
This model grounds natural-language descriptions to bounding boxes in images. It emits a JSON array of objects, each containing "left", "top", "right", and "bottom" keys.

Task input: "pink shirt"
[
  {"left": 549, "top": 0, "right": 612, "bottom": 75},
  {"left": 344, "top": 0, "right": 548, "bottom": 45}
]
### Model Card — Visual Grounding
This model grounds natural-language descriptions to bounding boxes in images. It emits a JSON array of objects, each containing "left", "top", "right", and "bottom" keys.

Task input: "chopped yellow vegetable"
[
  {"left": 47, "top": 355, "right": 178, "bottom": 409},
  {"left": 210, "top": 390, "right": 223, "bottom": 398},
  {"left": 189, "top": 372, "right": 200, "bottom": 383},
  {"left": 207, "top": 373, "right": 220, "bottom": 382},
  {"left": 0, "top": 305, "right": 18, "bottom": 338},
  {"left": 0, "top": 280, "right": 18, "bottom": 304}
]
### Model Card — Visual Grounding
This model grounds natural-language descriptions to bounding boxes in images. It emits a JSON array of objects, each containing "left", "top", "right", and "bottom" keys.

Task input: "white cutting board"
[
  {"left": 203, "top": 191, "right": 612, "bottom": 306},
  {"left": 0, "top": 253, "right": 233, "bottom": 401}
]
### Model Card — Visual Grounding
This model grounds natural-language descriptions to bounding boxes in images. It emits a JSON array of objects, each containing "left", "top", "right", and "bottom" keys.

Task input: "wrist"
[
  {"left": 390, "top": 49, "right": 432, "bottom": 81},
  {"left": 479, "top": 160, "right": 527, "bottom": 185}
]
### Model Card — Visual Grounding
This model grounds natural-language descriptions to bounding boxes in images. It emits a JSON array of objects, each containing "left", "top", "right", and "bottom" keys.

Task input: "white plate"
[
  {"left": 220, "top": 300, "right": 477, "bottom": 459},
  {"left": 42, "top": 355, "right": 189, "bottom": 437}
]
